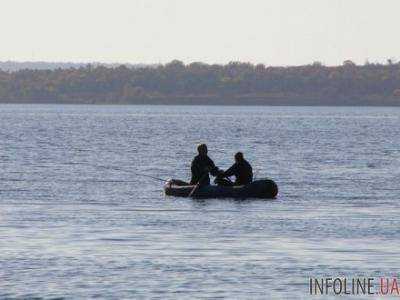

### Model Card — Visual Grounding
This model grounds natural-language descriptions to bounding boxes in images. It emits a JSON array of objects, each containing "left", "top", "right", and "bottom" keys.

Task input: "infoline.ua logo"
[{"left": 309, "top": 277, "right": 399, "bottom": 296}]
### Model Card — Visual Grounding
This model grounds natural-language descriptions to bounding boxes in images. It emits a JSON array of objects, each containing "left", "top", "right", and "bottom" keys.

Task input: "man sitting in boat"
[
  {"left": 216, "top": 152, "right": 253, "bottom": 186},
  {"left": 190, "top": 144, "right": 220, "bottom": 186}
]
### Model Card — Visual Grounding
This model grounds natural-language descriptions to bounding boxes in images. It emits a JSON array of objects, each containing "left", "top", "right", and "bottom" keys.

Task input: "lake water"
[{"left": 1, "top": 104, "right": 399, "bottom": 299}]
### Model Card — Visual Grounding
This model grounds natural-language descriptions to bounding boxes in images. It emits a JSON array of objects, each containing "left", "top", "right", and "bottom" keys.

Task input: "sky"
[{"left": 1, "top": 0, "right": 399, "bottom": 66}]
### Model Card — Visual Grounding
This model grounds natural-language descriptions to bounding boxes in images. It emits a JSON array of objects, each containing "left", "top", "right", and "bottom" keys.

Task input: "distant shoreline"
[{"left": 1, "top": 60, "right": 399, "bottom": 106}]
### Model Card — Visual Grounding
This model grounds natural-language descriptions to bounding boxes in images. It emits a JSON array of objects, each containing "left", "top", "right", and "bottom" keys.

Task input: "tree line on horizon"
[{"left": 0, "top": 60, "right": 399, "bottom": 105}]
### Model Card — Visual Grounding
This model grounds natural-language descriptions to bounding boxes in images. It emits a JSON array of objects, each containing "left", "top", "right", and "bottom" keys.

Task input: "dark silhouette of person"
[
  {"left": 190, "top": 144, "right": 219, "bottom": 186},
  {"left": 217, "top": 152, "right": 253, "bottom": 186}
]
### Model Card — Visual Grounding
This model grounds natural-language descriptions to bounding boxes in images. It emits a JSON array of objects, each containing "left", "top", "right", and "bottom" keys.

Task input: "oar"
[{"left": 188, "top": 173, "right": 208, "bottom": 197}]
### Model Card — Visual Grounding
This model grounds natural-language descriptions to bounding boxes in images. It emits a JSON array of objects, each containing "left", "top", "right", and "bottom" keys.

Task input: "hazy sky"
[{"left": 1, "top": 0, "right": 399, "bottom": 65}]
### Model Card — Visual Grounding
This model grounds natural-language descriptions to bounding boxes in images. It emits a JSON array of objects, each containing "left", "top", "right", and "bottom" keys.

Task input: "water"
[{"left": 1, "top": 104, "right": 399, "bottom": 299}]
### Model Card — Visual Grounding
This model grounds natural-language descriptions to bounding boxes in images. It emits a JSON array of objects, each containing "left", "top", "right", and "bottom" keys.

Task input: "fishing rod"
[{"left": 76, "top": 163, "right": 168, "bottom": 182}]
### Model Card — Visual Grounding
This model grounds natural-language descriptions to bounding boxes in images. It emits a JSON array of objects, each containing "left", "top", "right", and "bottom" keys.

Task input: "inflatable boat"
[{"left": 164, "top": 179, "right": 278, "bottom": 199}]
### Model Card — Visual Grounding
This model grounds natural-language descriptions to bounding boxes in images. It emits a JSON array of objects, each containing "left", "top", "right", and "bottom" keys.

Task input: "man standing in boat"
[
  {"left": 217, "top": 152, "right": 253, "bottom": 186},
  {"left": 190, "top": 144, "right": 220, "bottom": 186}
]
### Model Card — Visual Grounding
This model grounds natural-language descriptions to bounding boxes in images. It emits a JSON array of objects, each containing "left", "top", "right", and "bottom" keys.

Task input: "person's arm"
[
  {"left": 223, "top": 163, "right": 238, "bottom": 178},
  {"left": 207, "top": 157, "right": 220, "bottom": 177}
]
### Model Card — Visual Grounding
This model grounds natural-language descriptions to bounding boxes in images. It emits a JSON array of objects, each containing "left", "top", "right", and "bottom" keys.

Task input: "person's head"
[
  {"left": 197, "top": 144, "right": 208, "bottom": 156},
  {"left": 234, "top": 152, "right": 244, "bottom": 163}
]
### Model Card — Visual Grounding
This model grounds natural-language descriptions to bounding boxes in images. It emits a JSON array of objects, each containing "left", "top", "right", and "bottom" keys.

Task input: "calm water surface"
[{"left": 1, "top": 105, "right": 399, "bottom": 299}]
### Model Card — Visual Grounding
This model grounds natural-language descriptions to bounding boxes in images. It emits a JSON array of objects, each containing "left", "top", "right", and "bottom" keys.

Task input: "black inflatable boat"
[{"left": 164, "top": 179, "right": 278, "bottom": 199}]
